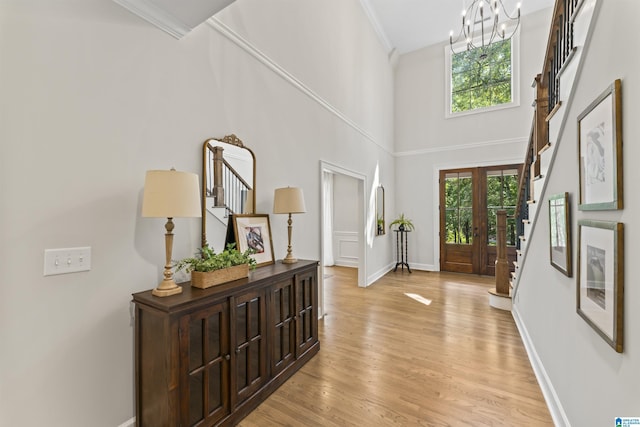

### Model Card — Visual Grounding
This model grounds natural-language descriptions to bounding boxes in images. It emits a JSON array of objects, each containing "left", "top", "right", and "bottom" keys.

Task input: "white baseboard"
[
  {"left": 117, "top": 417, "right": 135, "bottom": 427},
  {"left": 405, "top": 262, "right": 435, "bottom": 271},
  {"left": 367, "top": 262, "right": 395, "bottom": 285},
  {"left": 334, "top": 259, "right": 358, "bottom": 268},
  {"left": 512, "top": 305, "right": 570, "bottom": 427}
]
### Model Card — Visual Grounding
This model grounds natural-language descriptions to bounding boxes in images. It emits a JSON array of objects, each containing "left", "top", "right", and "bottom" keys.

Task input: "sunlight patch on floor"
[{"left": 404, "top": 293, "right": 432, "bottom": 306}]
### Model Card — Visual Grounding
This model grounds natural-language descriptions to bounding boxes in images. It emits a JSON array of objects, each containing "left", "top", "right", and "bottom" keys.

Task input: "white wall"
[
  {"left": 333, "top": 173, "right": 359, "bottom": 267},
  {"left": 0, "top": 0, "right": 394, "bottom": 425},
  {"left": 393, "top": 7, "right": 552, "bottom": 270},
  {"left": 515, "top": 1, "right": 640, "bottom": 425}
]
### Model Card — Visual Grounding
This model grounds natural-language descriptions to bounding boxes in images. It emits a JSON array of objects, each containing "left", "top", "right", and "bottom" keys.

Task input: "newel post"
[
  {"left": 494, "top": 210, "right": 510, "bottom": 296},
  {"left": 212, "top": 146, "right": 225, "bottom": 207}
]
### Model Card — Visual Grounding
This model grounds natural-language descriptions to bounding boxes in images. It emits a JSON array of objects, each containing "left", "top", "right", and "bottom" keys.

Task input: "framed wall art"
[
  {"left": 577, "top": 79, "right": 623, "bottom": 210},
  {"left": 577, "top": 219, "right": 624, "bottom": 353},
  {"left": 233, "top": 214, "right": 275, "bottom": 267},
  {"left": 548, "top": 193, "right": 572, "bottom": 276}
]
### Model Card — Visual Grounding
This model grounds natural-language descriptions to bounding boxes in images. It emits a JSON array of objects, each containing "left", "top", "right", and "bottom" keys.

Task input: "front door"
[{"left": 439, "top": 165, "right": 521, "bottom": 275}]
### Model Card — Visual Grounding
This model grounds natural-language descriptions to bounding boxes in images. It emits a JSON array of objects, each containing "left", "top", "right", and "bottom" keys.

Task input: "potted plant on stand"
[
  {"left": 389, "top": 213, "right": 415, "bottom": 232},
  {"left": 175, "top": 244, "right": 257, "bottom": 289}
]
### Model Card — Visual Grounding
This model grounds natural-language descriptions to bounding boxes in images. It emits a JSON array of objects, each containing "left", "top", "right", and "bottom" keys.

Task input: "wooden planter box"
[{"left": 190, "top": 264, "right": 249, "bottom": 289}]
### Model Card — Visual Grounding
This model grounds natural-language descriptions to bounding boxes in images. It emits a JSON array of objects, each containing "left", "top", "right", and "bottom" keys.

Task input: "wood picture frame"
[
  {"left": 577, "top": 79, "right": 623, "bottom": 210},
  {"left": 548, "top": 192, "right": 572, "bottom": 277},
  {"left": 577, "top": 219, "right": 624, "bottom": 353},
  {"left": 233, "top": 214, "right": 275, "bottom": 267}
]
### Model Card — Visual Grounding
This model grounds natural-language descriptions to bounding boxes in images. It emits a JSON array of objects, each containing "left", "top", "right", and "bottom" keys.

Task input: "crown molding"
[
  {"left": 359, "top": 0, "right": 394, "bottom": 54},
  {"left": 394, "top": 137, "right": 528, "bottom": 157},
  {"left": 207, "top": 17, "right": 392, "bottom": 156},
  {"left": 112, "top": 0, "right": 189, "bottom": 39}
]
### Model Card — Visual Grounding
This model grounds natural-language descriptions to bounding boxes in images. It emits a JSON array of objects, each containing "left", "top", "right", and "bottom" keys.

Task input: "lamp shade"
[
  {"left": 142, "top": 169, "right": 202, "bottom": 218},
  {"left": 273, "top": 187, "right": 306, "bottom": 214}
]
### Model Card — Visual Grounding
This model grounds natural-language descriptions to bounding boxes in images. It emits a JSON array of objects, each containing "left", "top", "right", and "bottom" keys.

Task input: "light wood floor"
[{"left": 240, "top": 267, "right": 553, "bottom": 426}]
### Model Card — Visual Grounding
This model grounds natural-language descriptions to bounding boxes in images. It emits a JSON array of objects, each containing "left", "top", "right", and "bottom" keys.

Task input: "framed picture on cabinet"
[
  {"left": 548, "top": 193, "right": 572, "bottom": 277},
  {"left": 577, "top": 219, "right": 624, "bottom": 353},
  {"left": 233, "top": 214, "right": 275, "bottom": 267},
  {"left": 577, "top": 79, "right": 623, "bottom": 210}
]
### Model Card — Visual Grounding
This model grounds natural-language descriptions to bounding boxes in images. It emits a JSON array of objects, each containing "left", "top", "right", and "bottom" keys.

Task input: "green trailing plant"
[
  {"left": 175, "top": 243, "right": 256, "bottom": 273},
  {"left": 389, "top": 213, "right": 415, "bottom": 231}
]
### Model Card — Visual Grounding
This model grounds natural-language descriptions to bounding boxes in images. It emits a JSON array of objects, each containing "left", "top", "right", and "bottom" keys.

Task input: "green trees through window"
[
  {"left": 486, "top": 169, "right": 518, "bottom": 246},
  {"left": 444, "top": 172, "right": 473, "bottom": 244},
  {"left": 444, "top": 168, "right": 518, "bottom": 246},
  {"left": 451, "top": 40, "right": 512, "bottom": 113}
]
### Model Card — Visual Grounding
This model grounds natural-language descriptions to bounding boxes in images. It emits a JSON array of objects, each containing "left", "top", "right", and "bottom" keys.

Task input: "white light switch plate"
[{"left": 44, "top": 247, "right": 92, "bottom": 276}]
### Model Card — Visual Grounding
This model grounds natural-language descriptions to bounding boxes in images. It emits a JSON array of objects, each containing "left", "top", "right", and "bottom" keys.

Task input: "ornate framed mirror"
[
  {"left": 376, "top": 185, "right": 385, "bottom": 236},
  {"left": 201, "top": 134, "right": 256, "bottom": 249}
]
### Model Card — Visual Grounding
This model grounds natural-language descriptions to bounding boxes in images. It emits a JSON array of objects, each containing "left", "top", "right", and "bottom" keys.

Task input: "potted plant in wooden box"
[{"left": 175, "top": 244, "right": 257, "bottom": 289}]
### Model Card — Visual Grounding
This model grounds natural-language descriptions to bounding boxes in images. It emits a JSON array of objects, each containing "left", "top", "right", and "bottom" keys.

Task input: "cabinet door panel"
[
  {"left": 295, "top": 271, "right": 318, "bottom": 357},
  {"left": 232, "top": 289, "right": 267, "bottom": 406},
  {"left": 180, "top": 301, "right": 230, "bottom": 427},
  {"left": 270, "top": 279, "right": 296, "bottom": 376}
]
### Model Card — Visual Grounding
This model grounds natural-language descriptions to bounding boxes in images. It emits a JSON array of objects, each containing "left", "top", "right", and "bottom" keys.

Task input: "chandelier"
[{"left": 449, "top": 0, "right": 521, "bottom": 59}]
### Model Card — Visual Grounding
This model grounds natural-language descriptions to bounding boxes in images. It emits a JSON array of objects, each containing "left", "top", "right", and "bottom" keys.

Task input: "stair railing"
[
  {"left": 509, "top": 0, "right": 583, "bottom": 293},
  {"left": 205, "top": 145, "right": 253, "bottom": 215}
]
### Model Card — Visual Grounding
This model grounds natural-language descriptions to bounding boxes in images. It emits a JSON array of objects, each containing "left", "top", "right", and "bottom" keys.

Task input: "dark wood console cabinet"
[{"left": 133, "top": 260, "right": 319, "bottom": 427}]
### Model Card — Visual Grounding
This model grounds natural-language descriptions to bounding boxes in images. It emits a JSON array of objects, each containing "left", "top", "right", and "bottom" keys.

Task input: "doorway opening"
[
  {"left": 439, "top": 164, "right": 521, "bottom": 275},
  {"left": 320, "top": 162, "right": 367, "bottom": 316}
]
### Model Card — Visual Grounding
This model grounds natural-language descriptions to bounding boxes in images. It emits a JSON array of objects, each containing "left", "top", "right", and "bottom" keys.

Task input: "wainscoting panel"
[{"left": 333, "top": 231, "right": 358, "bottom": 268}]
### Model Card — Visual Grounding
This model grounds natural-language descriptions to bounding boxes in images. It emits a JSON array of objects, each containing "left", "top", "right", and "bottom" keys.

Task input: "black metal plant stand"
[{"left": 393, "top": 229, "right": 411, "bottom": 273}]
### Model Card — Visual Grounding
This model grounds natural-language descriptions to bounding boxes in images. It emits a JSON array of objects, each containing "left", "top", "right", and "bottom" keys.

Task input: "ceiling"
[{"left": 361, "top": 0, "right": 554, "bottom": 54}]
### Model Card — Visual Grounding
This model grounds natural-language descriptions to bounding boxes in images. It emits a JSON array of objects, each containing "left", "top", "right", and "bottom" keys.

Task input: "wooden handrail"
[
  {"left": 515, "top": 117, "right": 535, "bottom": 219},
  {"left": 514, "top": 0, "right": 579, "bottom": 221},
  {"left": 222, "top": 158, "right": 252, "bottom": 190}
]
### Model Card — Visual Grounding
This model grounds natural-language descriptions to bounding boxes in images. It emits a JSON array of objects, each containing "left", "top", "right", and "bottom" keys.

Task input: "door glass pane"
[
  {"left": 189, "top": 319, "right": 204, "bottom": 371},
  {"left": 444, "top": 172, "right": 473, "bottom": 244},
  {"left": 189, "top": 371, "right": 204, "bottom": 425},
  {"left": 208, "top": 362, "right": 222, "bottom": 413},
  {"left": 236, "top": 302, "right": 247, "bottom": 344},
  {"left": 282, "top": 322, "right": 290, "bottom": 358},
  {"left": 249, "top": 341, "right": 261, "bottom": 382},
  {"left": 237, "top": 347, "right": 247, "bottom": 389},
  {"left": 249, "top": 298, "right": 260, "bottom": 339},
  {"left": 207, "top": 314, "right": 220, "bottom": 360},
  {"left": 486, "top": 169, "right": 519, "bottom": 246}
]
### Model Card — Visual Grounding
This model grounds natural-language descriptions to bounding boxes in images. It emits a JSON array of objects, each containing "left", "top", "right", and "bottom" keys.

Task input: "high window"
[{"left": 445, "top": 34, "right": 519, "bottom": 117}]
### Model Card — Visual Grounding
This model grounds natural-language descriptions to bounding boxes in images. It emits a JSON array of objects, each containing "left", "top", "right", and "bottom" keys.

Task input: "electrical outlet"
[{"left": 44, "top": 247, "right": 92, "bottom": 276}]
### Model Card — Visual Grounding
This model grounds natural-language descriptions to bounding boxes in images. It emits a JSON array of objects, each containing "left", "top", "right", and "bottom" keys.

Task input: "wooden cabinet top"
[{"left": 133, "top": 260, "right": 318, "bottom": 313}]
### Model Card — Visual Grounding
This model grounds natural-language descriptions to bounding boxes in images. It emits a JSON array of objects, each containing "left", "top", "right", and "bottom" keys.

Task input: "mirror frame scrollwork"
[{"left": 201, "top": 134, "right": 256, "bottom": 248}]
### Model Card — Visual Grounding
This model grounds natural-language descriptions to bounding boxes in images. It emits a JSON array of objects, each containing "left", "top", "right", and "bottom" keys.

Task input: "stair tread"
[
  {"left": 488, "top": 288, "right": 511, "bottom": 298},
  {"left": 539, "top": 142, "right": 552, "bottom": 154}
]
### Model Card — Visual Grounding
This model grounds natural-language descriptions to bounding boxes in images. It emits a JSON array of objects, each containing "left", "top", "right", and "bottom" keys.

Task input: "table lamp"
[
  {"left": 142, "top": 169, "right": 201, "bottom": 297},
  {"left": 273, "top": 187, "right": 306, "bottom": 264}
]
